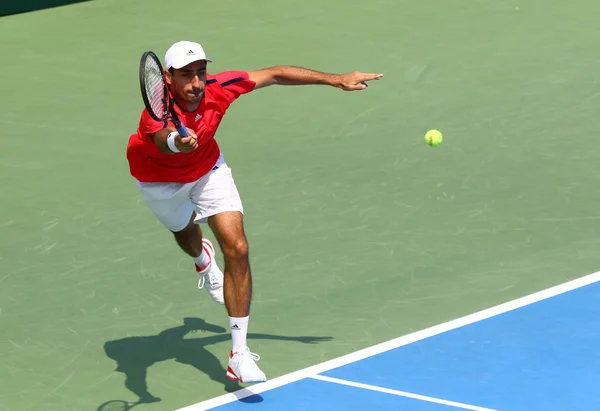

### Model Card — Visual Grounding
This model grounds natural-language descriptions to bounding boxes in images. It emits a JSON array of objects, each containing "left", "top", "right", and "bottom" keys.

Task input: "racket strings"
[{"left": 143, "top": 56, "right": 166, "bottom": 118}]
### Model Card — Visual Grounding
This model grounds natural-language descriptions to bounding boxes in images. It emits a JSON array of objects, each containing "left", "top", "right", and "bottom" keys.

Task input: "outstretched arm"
[{"left": 248, "top": 66, "right": 383, "bottom": 91}]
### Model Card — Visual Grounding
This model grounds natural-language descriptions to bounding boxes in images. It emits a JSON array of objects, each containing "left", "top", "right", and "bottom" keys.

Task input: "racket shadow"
[
  {"left": 97, "top": 399, "right": 142, "bottom": 411},
  {"left": 100, "top": 317, "right": 333, "bottom": 408}
]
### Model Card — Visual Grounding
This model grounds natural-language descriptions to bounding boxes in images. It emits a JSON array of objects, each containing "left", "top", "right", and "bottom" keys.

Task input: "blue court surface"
[{"left": 178, "top": 272, "right": 600, "bottom": 411}]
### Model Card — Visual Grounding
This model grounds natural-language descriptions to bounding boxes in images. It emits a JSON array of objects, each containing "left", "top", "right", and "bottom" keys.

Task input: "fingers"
[
  {"left": 347, "top": 81, "right": 372, "bottom": 91},
  {"left": 174, "top": 131, "right": 198, "bottom": 152},
  {"left": 181, "top": 136, "right": 198, "bottom": 151},
  {"left": 185, "top": 128, "right": 198, "bottom": 151},
  {"left": 348, "top": 82, "right": 368, "bottom": 91},
  {"left": 341, "top": 72, "right": 384, "bottom": 91},
  {"left": 356, "top": 73, "right": 383, "bottom": 85},
  {"left": 186, "top": 127, "right": 197, "bottom": 138},
  {"left": 355, "top": 72, "right": 383, "bottom": 82}
]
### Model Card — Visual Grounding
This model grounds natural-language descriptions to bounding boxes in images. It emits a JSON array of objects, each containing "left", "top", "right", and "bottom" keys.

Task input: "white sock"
[
  {"left": 194, "top": 247, "right": 211, "bottom": 272},
  {"left": 229, "top": 316, "right": 249, "bottom": 352}
]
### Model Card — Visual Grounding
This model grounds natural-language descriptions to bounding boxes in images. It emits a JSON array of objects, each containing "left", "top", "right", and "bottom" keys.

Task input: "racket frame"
[{"left": 139, "top": 51, "right": 190, "bottom": 137}]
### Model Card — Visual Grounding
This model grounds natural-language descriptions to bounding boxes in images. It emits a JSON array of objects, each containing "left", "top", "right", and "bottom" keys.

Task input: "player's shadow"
[{"left": 100, "top": 317, "right": 332, "bottom": 408}]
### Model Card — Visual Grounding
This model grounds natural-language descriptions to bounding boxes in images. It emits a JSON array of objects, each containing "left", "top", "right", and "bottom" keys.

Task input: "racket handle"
[{"left": 176, "top": 125, "right": 190, "bottom": 137}]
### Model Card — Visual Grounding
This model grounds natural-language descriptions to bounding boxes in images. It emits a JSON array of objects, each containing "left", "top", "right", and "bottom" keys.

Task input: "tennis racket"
[{"left": 138, "top": 51, "right": 190, "bottom": 137}]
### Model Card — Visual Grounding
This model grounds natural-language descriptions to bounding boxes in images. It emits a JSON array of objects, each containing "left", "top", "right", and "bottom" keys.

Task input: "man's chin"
[
  {"left": 176, "top": 93, "right": 203, "bottom": 109},
  {"left": 188, "top": 93, "right": 203, "bottom": 103}
]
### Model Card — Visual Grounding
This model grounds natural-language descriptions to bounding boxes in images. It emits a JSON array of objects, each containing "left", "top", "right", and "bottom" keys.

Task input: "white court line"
[
  {"left": 177, "top": 270, "right": 600, "bottom": 411},
  {"left": 309, "top": 374, "right": 498, "bottom": 411}
]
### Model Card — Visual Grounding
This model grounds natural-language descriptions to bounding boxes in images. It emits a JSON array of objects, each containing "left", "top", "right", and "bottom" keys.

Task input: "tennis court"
[
  {"left": 2, "top": 1, "right": 600, "bottom": 410},
  {"left": 180, "top": 272, "right": 600, "bottom": 410}
]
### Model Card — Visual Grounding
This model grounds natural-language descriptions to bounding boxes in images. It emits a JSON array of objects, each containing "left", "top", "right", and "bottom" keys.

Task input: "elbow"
[{"left": 270, "top": 66, "right": 286, "bottom": 85}]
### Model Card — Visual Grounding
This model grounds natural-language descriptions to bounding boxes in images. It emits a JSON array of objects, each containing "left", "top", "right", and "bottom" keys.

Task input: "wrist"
[
  {"left": 328, "top": 74, "right": 342, "bottom": 88},
  {"left": 166, "top": 132, "right": 180, "bottom": 153}
]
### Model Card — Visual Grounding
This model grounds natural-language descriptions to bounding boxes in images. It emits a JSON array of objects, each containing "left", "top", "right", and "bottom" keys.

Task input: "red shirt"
[{"left": 126, "top": 71, "right": 256, "bottom": 183}]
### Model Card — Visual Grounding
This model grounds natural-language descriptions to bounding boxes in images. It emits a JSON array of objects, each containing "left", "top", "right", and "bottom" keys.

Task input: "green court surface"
[{"left": 2, "top": 0, "right": 600, "bottom": 409}]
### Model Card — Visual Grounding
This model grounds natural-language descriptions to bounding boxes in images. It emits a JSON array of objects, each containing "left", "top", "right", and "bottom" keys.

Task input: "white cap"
[{"left": 164, "top": 41, "right": 212, "bottom": 70}]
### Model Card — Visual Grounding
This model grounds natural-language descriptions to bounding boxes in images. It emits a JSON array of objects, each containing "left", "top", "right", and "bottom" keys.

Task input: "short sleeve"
[
  {"left": 211, "top": 71, "right": 256, "bottom": 103},
  {"left": 139, "top": 109, "right": 169, "bottom": 139}
]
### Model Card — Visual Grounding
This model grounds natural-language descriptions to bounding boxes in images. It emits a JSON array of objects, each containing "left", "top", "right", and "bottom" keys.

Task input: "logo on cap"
[{"left": 187, "top": 50, "right": 195, "bottom": 56}]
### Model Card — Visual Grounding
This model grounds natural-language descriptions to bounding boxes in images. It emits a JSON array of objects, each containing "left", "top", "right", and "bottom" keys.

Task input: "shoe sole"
[
  {"left": 226, "top": 366, "right": 267, "bottom": 383},
  {"left": 226, "top": 367, "right": 239, "bottom": 381}
]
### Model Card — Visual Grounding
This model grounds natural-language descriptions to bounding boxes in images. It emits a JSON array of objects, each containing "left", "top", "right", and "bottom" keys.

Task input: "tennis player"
[{"left": 126, "top": 40, "right": 383, "bottom": 383}]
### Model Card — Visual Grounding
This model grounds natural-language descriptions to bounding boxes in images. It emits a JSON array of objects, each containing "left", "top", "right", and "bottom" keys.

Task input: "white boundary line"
[
  {"left": 177, "top": 271, "right": 600, "bottom": 411},
  {"left": 309, "top": 375, "right": 498, "bottom": 411}
]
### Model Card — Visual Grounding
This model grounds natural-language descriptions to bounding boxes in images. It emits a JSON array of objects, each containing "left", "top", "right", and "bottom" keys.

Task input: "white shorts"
[{"left": 136, "top": 154, "right": 244, "bottom": 232}]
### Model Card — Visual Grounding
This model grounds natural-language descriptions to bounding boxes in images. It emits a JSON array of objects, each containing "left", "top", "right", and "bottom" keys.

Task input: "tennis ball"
[{"left": 425, "top": 129, "right": 443, "bottom": 147}]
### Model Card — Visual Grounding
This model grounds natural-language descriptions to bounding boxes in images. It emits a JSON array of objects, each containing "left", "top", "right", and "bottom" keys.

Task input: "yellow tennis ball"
[{"left": 425, "top": 129, "right": 443, "bottom": 146}]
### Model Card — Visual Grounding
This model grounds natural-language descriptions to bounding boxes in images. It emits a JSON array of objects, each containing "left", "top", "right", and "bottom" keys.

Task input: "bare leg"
[
  {"left": 208, "top": 211, "right": 265, "bottom": 382},
  {"left": 207, "top": 211, "right": 251, "bottom": 317},
  {"left": 172, "top": 213, "right": 204, "bottom": 258}
]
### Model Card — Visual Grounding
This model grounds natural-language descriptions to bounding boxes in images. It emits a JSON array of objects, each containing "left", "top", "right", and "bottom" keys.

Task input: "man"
[{"left": 126, "top": 40, "right": 383, "bottom": 384}]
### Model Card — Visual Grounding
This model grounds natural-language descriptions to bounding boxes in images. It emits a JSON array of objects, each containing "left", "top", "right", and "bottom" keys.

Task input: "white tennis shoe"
[
  {"left": 196, "top": 238, "right": 225, "bottom": 305},
  {"left": 227, "top": 346, "right": 267, "bottom": 383}
]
